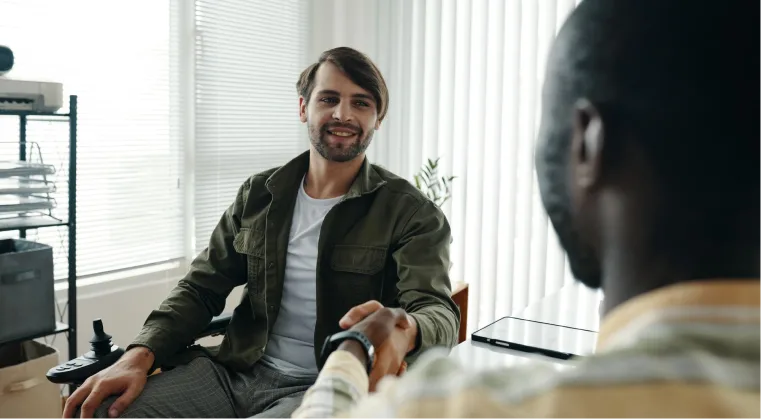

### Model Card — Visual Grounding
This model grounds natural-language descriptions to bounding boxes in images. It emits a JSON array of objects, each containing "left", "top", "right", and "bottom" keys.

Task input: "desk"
[
  {"left": 449, "top": 339, "right": 574, "bottom": 372},
  {"left": 449, "top": 283, "right": 602, "bottom": 370}
]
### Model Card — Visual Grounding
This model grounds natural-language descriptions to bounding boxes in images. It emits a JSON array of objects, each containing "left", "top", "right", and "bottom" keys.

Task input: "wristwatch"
[{"left": 319, "top": 330, "right": 375, "bottom": 375}]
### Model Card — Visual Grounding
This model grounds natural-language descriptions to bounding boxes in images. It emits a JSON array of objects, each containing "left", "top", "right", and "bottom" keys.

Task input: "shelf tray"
[
  {"left": 0, "top": 214, "right": 67, "bottom": 232},
  {"left": 0, "top": 161, "right": 56, "bottom": 178},
  {"left": 0, "top": 196, "right": 55, "bottom": 213},
  {"left": 0, "top": 178, "right": 56, "bottom": 195}
]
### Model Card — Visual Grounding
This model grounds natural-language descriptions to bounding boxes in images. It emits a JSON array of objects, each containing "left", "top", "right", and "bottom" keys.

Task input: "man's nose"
[{"left": 332, "top": 101, "right": 353, "bottom": 122}]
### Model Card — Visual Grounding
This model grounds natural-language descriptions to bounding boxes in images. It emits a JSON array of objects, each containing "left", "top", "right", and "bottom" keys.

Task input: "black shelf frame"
[{"left": 0, "top": 96, "right": 77, "bottom": 362}]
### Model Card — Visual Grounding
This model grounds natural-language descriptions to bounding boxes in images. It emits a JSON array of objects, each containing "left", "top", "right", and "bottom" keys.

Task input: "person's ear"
[
  {"left": 299, "top": 96, "right": 307, "bottom": 123},
  {"left": 570, "top": 99, "right": 605, "bottom": 190},
  {"left": 374, "top": 118, "right": 381, "bottom": 130}
]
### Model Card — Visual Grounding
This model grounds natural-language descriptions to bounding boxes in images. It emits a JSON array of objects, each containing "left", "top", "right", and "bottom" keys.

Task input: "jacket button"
[{"left": 268, "top": 262, "right": 274, "bottom": 269}]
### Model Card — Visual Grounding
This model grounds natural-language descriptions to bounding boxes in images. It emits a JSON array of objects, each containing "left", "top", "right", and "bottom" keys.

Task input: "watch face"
[{"left": 323, "top": 331, "right": 375, "bottom": 374}]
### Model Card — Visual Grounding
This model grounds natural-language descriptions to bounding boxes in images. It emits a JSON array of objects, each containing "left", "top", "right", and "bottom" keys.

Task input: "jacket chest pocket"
[
  {"left": 233, "top": 227, "right": 266, "bottom": 295},
  {"left": 330, "top": 245, "right": 386, "bottom": 303}
]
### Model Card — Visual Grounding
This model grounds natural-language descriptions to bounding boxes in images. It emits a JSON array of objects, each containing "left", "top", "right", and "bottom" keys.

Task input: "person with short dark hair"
[
  {"left": 62, "top": 47, "right": 459, "bottom": 418},
  {"left": 293, "top": 1, "right": 760, "bottom": 417}
]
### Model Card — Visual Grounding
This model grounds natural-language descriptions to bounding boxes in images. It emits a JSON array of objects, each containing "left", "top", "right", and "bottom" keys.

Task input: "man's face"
[
  {"left": 300, "top": 62, "right": 380, "bottom": 162},
  {"left": 535, "top": 79, "right": 603, "bottom": 289}
]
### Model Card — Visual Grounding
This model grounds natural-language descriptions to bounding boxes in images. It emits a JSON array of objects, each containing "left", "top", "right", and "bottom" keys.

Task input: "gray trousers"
[{"left": 87, "top": 357, "right": 315, "bottom": 418}]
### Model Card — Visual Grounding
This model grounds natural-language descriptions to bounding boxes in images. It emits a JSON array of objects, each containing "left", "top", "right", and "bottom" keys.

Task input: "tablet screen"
[{"left": 473, "top": 317, "right": 598, "bottom": 357}]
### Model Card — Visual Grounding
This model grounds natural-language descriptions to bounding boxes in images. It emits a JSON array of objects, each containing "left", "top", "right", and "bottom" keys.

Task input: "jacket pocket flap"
[
  {"left": 233, "top": 228, "right": 264, "bottom": 257},
  {"left": 331, "top": 245, "right": 386, "bottom": 275}
]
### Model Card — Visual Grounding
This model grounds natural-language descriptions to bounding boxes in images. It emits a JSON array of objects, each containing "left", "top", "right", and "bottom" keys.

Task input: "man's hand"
[
  {"left": 338, "top": 301, "right": 418, "bottom": 391},
  {"left": 62, "top": 347, "right": 154, "bottom": 418}
]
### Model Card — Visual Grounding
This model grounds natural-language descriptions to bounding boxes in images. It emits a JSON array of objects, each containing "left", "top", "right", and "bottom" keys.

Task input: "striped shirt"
[{"left": 292, "top": 280, "right": 760, "bottom": 417}]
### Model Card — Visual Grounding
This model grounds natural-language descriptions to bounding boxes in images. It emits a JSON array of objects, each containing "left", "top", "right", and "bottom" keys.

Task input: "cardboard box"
[{"left": 0, "top": 340, "right": 62, "bottom": 418}]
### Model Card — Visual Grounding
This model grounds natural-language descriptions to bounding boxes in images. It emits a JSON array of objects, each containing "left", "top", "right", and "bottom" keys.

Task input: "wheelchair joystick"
[
  {"left": 45, "top": 318, "right": 126, "bottom": 386},
  {"left": 90, "top": 319, "right": 114, "bottom": 357}
]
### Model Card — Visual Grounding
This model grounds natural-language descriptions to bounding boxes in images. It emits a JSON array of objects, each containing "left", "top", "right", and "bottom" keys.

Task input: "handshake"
[{"left": 332, "top": 300, "right": 419, "bottom": 390}]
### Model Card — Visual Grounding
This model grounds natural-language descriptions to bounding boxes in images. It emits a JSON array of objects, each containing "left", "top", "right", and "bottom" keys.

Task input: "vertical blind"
[
  {"left": 0, "top": 0, "right": 183, "bottom": 279},
  {"left": 192, "top": 0, "right": 308, "bottom": 256},
  {"left": 310, "top": 0, "right": 602, "bottom": 335}
]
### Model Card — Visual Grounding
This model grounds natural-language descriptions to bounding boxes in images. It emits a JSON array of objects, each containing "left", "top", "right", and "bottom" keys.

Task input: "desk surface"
[
  {"left": 450, "top": 283, "right": 602, "bottom": 369},
  {"left": 449, "top": 339, "right": 574, "bottom": 372}
]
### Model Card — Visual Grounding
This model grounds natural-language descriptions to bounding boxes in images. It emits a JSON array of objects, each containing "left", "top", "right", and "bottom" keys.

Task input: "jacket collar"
[{"left": 265, "top": 150, "right": 387, "bottom": 199}]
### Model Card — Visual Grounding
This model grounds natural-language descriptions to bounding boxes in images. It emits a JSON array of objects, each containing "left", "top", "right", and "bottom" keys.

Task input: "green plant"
[{"left": 414, "top": 157, "right": 456, "bottom": 208}]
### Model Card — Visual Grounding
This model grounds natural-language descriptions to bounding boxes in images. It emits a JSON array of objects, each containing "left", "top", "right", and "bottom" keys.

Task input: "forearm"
[
  {"left": 129, "top": 281, "right": 220, "bottom": 364},
  {"left": 130, "top": 233, "right": 246, "bottom": 365},
  {"left": 406, "top": 298, "right": 459, "bottom": 359},
  {"left": 393, "top": 200, "right": 460, "bottom": 360}
]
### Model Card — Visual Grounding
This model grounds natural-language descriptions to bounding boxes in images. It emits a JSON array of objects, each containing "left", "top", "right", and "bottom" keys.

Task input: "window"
[
  {"left": 0, "top": 0, "right": 183, "bottom": 279},
  {"left": 0, "top": 0, "right": 309, "bottom": 280},
  {"left": 192, "top": 0, "right": 308, "bottom": 255}
]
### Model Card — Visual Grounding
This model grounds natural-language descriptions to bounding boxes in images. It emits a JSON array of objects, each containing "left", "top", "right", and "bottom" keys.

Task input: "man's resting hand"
[{"left": 63, "top": 346, "right": 154, "bottom": 418}]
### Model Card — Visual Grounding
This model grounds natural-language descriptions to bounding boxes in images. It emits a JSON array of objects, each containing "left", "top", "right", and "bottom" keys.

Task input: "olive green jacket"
[{"left": 130, "top": 151, "right": 460, "bottom": 371}]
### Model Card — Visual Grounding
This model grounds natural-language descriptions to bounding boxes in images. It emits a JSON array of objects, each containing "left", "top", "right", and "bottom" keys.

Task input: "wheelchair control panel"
[{"left": 46, "top": 319, "right": 125, "bottom": 385}]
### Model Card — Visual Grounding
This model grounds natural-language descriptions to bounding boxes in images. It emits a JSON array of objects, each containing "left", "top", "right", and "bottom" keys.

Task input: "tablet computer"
[{"left": 471, "top": 316, "right": 598, "bottom": 360}]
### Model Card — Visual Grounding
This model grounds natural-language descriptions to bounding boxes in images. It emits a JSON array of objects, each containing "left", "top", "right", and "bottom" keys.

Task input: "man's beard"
[{"left": 308, "top": 120, "right": 374, "bottom": 163}]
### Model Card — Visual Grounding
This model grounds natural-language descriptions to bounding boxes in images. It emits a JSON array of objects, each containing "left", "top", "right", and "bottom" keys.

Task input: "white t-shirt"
[{"left": 259, "top": 177, "right": 343, "bottom": 378}]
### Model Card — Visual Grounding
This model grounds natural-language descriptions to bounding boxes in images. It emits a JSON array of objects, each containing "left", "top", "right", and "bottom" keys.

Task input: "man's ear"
[
  {"left": 571, "top": 99, "right": 605, "bottom": 190},
  {"left": 299, "top": 96, "right": 307, "bottom": 123},
  {"left": 374, "top": 119, "right": 381, "bottom": 130}
]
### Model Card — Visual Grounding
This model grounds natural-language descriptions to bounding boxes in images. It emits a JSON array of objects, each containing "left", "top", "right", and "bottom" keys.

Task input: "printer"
[
  {"left": 0, "top": 78, "right": 64, "bottom": 113},
  {"left": 0, "top": 45, "right": 63, "bottom": 113}
]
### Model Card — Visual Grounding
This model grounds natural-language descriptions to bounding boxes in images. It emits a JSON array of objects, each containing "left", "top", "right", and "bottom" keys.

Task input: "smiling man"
[{"left": 63, "top": 47, "right": 459, "bottom": 418}]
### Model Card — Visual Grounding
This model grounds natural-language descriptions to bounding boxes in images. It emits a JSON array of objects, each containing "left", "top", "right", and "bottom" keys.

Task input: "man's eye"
[
  {"left": 320, "top": 97, "right": 338, "bottom": 104},
  {"left": 355, "top": 101, "right": 369, "bottom": 107}
]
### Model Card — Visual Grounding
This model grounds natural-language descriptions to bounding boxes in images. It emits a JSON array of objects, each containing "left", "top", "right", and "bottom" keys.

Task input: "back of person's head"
[{"left": 535, "top": 0, "right": 759, "bottom": 296}]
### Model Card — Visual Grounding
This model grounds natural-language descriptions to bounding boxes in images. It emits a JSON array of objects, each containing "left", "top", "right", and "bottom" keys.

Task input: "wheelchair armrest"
[
  {"left": 197, "top": 313, "right": 232, "bottom": 339},
  {"left": 47, "top": 315, "right": 233, "bottom": 386}
]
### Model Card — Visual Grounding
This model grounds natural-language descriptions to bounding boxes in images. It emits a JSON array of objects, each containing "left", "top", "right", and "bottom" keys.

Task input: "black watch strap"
[{"left": 319, "top": 330, "right": 375, "bottom": 374}]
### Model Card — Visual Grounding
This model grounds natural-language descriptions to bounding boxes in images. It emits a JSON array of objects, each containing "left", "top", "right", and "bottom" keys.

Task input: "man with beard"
[
  {"left": 63, "top": 47, "right": 460, "bottom": 418},
  {"left": 293, "top": 0, "right": 760, "bottom": 417}
]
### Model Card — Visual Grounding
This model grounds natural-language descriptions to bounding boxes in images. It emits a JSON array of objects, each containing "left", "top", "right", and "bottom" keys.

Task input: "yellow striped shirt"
[{"left": 293, "top": 280, "right": 760, "bottom": 417}]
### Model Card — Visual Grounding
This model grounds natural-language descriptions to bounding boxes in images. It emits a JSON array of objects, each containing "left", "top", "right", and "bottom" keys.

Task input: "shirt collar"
[
  {"left": 265, "top": 150, "right": 387, "bottom": 198},
  {"left": 597, "top": 279, "right": 760, "bottom": 352}
]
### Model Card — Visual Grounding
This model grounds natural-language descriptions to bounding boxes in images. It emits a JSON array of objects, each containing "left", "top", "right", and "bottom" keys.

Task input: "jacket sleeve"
[
  {"left": 128, "top": 178, "right": 252, "bottom": 368},
  {"left": 393, "top": 200, "right": 461, "bottom": 362}
]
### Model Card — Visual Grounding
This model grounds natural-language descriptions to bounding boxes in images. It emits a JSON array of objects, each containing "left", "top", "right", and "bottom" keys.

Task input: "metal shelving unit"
[{"left": 0, "top": 95, "right": 77, "bottom": 361}]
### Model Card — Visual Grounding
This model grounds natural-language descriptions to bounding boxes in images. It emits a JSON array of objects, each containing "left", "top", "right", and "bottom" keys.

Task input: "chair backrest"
[{"left": 451, "top": 282, "right": 469, "bottom": 344}]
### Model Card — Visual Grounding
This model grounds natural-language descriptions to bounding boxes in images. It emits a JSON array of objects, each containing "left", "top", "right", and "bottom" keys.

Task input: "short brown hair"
[{"left": 296, "top": 47, "right": 389, "bottom": 121}]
